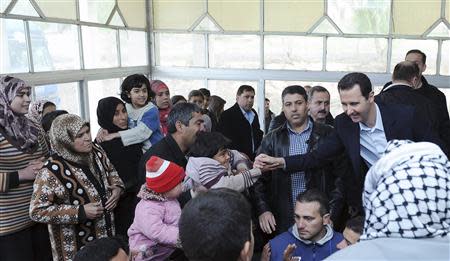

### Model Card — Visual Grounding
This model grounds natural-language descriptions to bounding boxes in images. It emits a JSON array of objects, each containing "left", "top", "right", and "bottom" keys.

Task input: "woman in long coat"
[{"left": 30, "top": 114, "right": 124, "bottom": 261}]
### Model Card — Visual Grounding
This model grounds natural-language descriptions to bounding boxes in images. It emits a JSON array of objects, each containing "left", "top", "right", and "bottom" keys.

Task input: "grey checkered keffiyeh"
[{"left": 362, "top": 140, "right": 450, "bottom": 240}]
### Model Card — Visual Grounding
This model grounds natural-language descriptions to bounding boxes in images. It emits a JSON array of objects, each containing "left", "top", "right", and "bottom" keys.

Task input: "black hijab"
[
  {"left": 97, "top": 97, "right": 125, "bottom": 133},
  {"left": 96, "top": 96, "right": 142, "bottom": 192}
]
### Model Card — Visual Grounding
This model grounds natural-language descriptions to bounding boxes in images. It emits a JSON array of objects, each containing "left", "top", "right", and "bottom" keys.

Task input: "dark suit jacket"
[
  {"left": 218, "top": 103, "right": 263, "bottom": 160},
  {"left": 283, "top": 102, "right": 444, "bottom": 214}
]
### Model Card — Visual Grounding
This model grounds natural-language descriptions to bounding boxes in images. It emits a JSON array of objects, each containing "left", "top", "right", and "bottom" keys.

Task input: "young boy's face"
[{"left": 213, "top": 148, "right": 230, "bottom": 168}]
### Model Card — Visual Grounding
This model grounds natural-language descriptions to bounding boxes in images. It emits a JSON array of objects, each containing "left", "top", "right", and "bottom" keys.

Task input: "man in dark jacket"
[
  {"left": 255, "top": 73, "right": 445, "bottom": 217},
  {"left": 218, "top": 85, "right": 263, "bottom": 160},
  {"left": 403, "top": 49, "right": 450, "bottom": 154},
  {"left": 139, "top": 102, "right": 204, "bottom": 207},
  {"left": 251, "top": 86, "right": 349, "bottom": 236},
  {"left": 377, "top": 61, "right": 442, "bottom": 146}
]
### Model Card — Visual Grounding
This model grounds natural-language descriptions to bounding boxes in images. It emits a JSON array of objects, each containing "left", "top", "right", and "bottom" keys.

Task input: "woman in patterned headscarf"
[
  {"left": 0, "top": 76, "right": 52, "bottom": 261},
  {"left": 30, "top": 114, "right": 124, "bottom": 261},
  {"left": 327, "top": 139, "right": 450, "bottom": 261},
  {"left": 27, "top": 99, "right": 56, "bottom": 124}
]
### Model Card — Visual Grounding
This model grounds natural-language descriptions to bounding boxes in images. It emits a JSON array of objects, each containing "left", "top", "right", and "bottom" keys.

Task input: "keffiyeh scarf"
[{"left": 362, "top": 139, "right": 450, "bottom": 240}]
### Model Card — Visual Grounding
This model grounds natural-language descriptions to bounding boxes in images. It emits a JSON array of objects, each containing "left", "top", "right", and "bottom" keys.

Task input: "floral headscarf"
[
  {"left": 27, "top": 99, "right": 53, "bottom": 123},
  {"left": 49, "top": 114, "right": 92, "bottom": 165},
  {"left": 0, "top": 76, "right": 39, "bottom": 153}
]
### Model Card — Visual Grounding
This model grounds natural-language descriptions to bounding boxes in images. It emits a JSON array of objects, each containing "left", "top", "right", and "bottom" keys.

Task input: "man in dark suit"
[
  {"left": 255, "top": 72, "right": 444, "bottom": 216},
  {"left": 376, "top": 61, "right": 443, "bottom": 149},
  {"left": 383, "top": 49, "right": 450, "bottom": 156},
  {"left": 218, "top": 85, "right": 263, "bottom": 160}
]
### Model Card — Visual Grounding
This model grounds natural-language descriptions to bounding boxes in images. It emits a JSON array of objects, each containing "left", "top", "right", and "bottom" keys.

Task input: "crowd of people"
[{"left": 0, "top": 49, "right": 449, "bottom": 261}]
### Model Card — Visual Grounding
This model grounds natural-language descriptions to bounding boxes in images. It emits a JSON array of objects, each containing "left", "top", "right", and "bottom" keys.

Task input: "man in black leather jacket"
[{"left": 250, "top": 86, "right": 350, "bottom": 237}]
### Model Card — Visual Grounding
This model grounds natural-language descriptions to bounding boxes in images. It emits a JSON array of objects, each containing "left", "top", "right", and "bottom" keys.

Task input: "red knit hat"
[{"left": 146, "top": 156, "right": 185, "bottom": 193}]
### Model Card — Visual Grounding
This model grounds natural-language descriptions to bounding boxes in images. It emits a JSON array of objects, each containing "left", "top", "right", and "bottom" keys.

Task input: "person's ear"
[
  {"left": 322, "top": 213, "right": 331, "bottom": 225},
  {"left": 238, "top": 241, "right": 251, "bottom": 261},
  {"left": 368, "top": 91, "right": 375, "bottom": 103},
  {"left": 422, "top": 63, "right": 427, "bottom": 73},
  {"left": 175, "top": 120, "right": 184, "bottom": 133}
]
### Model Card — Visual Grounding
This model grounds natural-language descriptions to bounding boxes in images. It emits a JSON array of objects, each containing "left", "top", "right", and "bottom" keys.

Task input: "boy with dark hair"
[
  {"left": 74, "top": 236, "right": 129, "bottom": 261},
  {"left": 179, "top": 188, "right": 254, "bottom": 261}
]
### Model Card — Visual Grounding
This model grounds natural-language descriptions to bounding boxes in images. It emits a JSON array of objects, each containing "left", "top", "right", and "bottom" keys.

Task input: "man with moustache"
[
  {"left": 255, "top": 72, "right": 444, "bottom": 217},
  {"left": 251, "top": 85, "right": 347, "bottom": 237},
  {"left": 308, "top": 85, "right": 334, "bottom": 126}
]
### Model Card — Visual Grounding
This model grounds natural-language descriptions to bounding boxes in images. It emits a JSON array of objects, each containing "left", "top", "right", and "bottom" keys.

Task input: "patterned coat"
[{"left": 30, "top": 144, "right": 124, "bottom": 261}]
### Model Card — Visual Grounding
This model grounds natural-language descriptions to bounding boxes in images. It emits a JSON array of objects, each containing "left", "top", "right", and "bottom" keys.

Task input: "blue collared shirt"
[
  {"left": 240, "top": 106, "right": 256, "bottom": 151},
  {"left": 287, "top": 119, "right": 313, "bottom": 210},
  {"left": 359, "top": 104, "right": 387, "bottom": 167},
  {"left": 240, "top": 106, "right": 255, "bottom": 125}
]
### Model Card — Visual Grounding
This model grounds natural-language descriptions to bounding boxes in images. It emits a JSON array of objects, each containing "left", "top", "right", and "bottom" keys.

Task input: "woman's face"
[
  {"left": 73, "top": 126, "right": 92, "bottom": 153},
  {"left": 10, "top": 88, "right": 31, "bottom": 115},
  {"left": 154, "top": 87, "right": 171, "bottom": 109},
  {"left": 112, "top": 103, "right": 128, "bottom": 130},
  {"left": 128, "top": 84, "right": 148, "bottom": 108},
  {"left": 213, "top": 148, "right": 230, "bottom": 168}
]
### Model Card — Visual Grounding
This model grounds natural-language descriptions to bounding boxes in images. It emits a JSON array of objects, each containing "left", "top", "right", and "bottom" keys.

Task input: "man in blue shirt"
[
  {"left": 269, "top": 189, "right": 343, "bottom": 261},
  {"left": 218, "top": 85, "right": 263, "bottom": 160}
]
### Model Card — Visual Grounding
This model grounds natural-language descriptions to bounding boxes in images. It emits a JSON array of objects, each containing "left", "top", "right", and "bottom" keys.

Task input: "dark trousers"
[
  {"left": 0, "top": 223, "right": 53, "bottom": 261},
  {"left": 114, "top": 191, "right": 138, "bottom": 238}
]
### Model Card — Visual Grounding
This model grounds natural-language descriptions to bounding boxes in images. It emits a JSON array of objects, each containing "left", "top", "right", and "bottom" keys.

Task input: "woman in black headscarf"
[{"left": 96, "top": 97, "right": 143, "bottom": 238}]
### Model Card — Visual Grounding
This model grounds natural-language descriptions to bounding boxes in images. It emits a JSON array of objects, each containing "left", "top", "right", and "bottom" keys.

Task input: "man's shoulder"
[
  {"left": 270, "top": 230, "right": 297, "bottom": 248},
  {"left": 142, "top": 137, "right": 171, "bottom": 160},
  {"left": 312, "top": 121, "right": 334, "bottom": 136},
  {"left": 378, "top": 102, "right": 414, "bottom": 116}
]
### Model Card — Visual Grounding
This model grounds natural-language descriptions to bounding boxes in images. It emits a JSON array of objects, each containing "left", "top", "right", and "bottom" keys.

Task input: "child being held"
[
  {"left": 185, "top": 131, "right": 263, "bottom": 193},
  {"left": 128, "top": 156, "right": 184, "bottom": 261}
]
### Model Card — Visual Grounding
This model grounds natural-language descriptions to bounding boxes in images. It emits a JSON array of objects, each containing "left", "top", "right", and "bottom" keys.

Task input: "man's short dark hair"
[
  {"left": 188, "top": 90, "right": 205, "bottom": 100},
  {"left": 308, "top": 85, "right": 330, "bottom": 102},
  {"left": 74, "top": 236, "right": 129, "bottom": 261},
  {"left": 296, "top": 189, "right": 330, "bottom": 217},
  {"left": 180, "top": 188, "right": 252, "bottom": 261},
  {"left": 167, "top": 102, "right": 201, "bottom": 134},
  {"left": 393, "top": 61, "right": 420, "bottom": 83},
  {"left": 265, "top": 98, "right": 270, "bottom": 102},
  {"left": 406, "top": 49, "right": 427, "bottom": 64},
  {"left": 345, "top": 216, "right": 364, "bottom": 235},
  {"left": 199, "top": 88, "right": 211, "bottom": 98},
  {"left": 237, "top": 85, "right": 255, "bottom": 96},
  {"left": 337, "top": 72, "right": 372, "bottom": 99},
  {"left": 120, "top": 74, "right": 154, "bottom": 103},
  {"left": 281, "top": 85, "right": 307, "bottom": 103}
]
